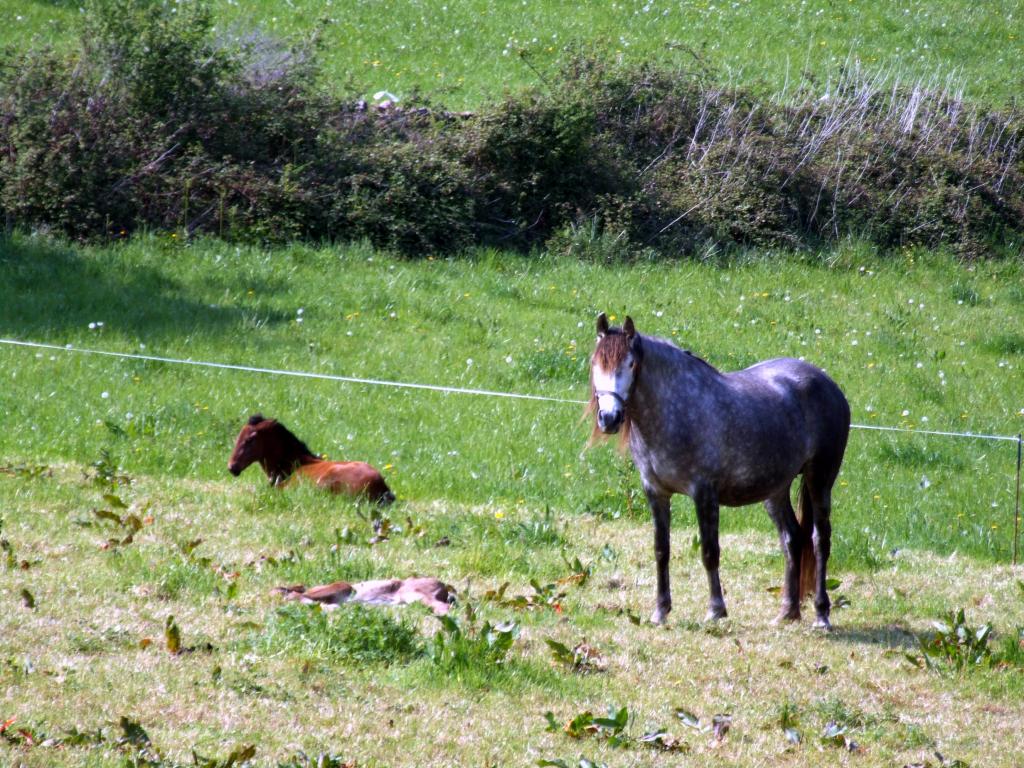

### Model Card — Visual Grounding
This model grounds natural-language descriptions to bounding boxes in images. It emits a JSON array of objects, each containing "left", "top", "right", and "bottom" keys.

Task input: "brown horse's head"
[
  {"left": 228, "top": 414, "right": 271, "bottom": 476},
  {"left": 589, "top": 312, "right": 642, "bottom": 446},
  {"left": 228, "top": 414, "right": 317, "bottom": 483}
]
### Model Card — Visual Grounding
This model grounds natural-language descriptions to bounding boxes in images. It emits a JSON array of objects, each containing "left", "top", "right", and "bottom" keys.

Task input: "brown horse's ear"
[
  {"left": 248, "top": 414, "right": 265, "bottom": 426},
  {"left": 623, "top": 316, "right": 636, "bottom": 339},
  {"left": 596, "top": 312, "right": 610, "bottom": 337}
]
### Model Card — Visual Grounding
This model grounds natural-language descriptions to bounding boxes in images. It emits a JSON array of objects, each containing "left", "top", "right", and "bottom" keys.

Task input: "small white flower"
[
  {"left": 916, "top": 362, "right": 923, "bottom": 369},
  {"left": 296, "top": 308, "right": 304, "bottom": 315},
  {"left": 101, "top": 391, "right": 109, "bottom": 399},
  {"left": 901, "top": 409, "right": 910, "bottom": 416},
  {"left": 505, "top": 355, "right": 513, "bottom": 364},
  {"left": 466, "top": 358, "right": 473, "bottom": 366}
]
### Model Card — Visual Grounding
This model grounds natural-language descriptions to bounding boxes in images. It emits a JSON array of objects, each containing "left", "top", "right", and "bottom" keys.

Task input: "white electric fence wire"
[{"left": 1, "top": 337, "right": 1019, "bottom": 443}]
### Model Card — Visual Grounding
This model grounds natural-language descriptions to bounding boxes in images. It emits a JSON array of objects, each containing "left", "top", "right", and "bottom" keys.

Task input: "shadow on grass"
[
  {"left": 830, "top": 623, "right": 918, "bottom": 650},
  {"left": 0, "top": 235, "right": 288, "bottom": 340}
]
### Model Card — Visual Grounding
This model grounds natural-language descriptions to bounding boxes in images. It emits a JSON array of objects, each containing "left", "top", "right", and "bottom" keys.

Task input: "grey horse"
[{"left": 589, "top": 313, "right": 850, "bottom": 628}]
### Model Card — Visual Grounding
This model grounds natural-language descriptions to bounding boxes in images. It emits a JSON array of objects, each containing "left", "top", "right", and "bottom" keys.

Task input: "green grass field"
[
  {"left": 2, "top": 1, "right": 1024, "bottom": 765},
  {"left": 2, "top": 0, "right": 1022, "bottom": 106},
  {"left": 2, "top": 235, "right": 1023, "bottom": 766}
]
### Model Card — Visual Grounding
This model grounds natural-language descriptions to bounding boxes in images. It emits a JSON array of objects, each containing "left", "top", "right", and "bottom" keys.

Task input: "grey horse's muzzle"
[{"left": 595, "top": 390, "right": 626, "bottom": 434}]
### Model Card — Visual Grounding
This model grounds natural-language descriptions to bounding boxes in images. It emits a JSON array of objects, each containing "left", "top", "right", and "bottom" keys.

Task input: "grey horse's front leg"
[
  {"left": 645, "top": 487, "right": 673, "bottom": 625},
  {"left": 694, "top": 482, "right": 727, "bottom": 620}
]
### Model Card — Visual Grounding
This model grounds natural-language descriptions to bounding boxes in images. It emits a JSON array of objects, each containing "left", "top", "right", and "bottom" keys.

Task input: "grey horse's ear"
[
  {"left": 623, "top": 316, "right": 636, "bottom": 339},
  {"left": 596, "top": 312, "right": 610, "bottom": 337}
]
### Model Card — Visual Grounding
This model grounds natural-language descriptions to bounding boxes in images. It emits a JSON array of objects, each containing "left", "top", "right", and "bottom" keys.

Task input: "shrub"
[{"left": 1, "top": 0, "right": 1022, "bottom": 258}]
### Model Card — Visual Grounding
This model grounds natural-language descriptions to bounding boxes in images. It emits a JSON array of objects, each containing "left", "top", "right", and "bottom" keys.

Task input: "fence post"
[{"left": 1014, "top": 433, "right": 1022, "bottom": 565}]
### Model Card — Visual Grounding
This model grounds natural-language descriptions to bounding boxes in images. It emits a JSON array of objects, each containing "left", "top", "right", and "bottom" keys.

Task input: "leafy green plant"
[
  {"left": 544, "top": 639, "right": 607, "bottom": 673},
  {"left": 776, "top": 699, "right": 803, "bottom": 745},
  {"left": 93, "top": 506, "right": 144, "bottom": 548},
  {"left": 87, "top": 450, "right": 132, "bottom": 489},
  {"left": 674, "top": 708, "right": 731, "bottom": 741},
  {"left": 537, "top": 758, "right": 608, "bottom": 768},
  {"left": 544, "top": 706, "right": 629, "bottom": 747},
  {"left": 559, "top": 552, "right": 594, "bottom": 587},
  {"left": 483, "top": 578, "right": 566, "bottom": 611},
  {"left": 428, "top": 613, "right": 519, "bottom": 671},
  {"left": 543, "top": 705, "right": 688, "bottom": 753},
  {"left": 276, "top": 753, "right": 353, "bottom": 768},
  {"left": 908, "top": 608, "right": 994, "bottom": 671}
]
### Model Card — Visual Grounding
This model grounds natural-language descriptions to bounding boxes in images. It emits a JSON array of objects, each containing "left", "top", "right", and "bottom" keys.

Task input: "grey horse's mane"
[{"left": 642, "top": 334, "right": 720, "bottom": 377}]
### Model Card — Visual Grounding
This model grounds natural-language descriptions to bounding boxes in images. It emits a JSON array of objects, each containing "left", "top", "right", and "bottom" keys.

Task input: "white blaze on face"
[{"left": 592, "top": 353, "right": 635, "bottom": 415}]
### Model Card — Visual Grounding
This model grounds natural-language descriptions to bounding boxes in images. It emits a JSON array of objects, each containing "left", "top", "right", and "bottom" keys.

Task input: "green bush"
[{"left": 1, "top": 0, "right": 1021, "bottom": 257}]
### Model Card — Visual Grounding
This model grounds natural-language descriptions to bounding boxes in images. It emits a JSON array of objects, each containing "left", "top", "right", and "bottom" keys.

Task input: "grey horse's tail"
[{"left": 796, "top": 478, "right": 816, "bottom": 603}]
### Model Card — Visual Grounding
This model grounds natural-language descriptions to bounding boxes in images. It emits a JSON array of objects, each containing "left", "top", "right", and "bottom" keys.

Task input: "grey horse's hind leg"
[
  {"left": 693, "top": 482, "right": 727, "bottom": 621},
  {"left": 805, "top": 471, "right": 835, "bottom": 630},
  {"left": 645, "top": 487, "right": 673, "bottom": 625},
  {"left": 764, "top": 489, "right": 803, "bottom": 622}
]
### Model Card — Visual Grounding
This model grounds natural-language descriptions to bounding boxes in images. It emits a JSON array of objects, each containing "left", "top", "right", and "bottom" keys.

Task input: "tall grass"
[
  {"left": 1, "top": 232, "right": 1022, "bottom": 565},
  {"left": 1, "top": 0, "right": 1021, "bottom": 107}
]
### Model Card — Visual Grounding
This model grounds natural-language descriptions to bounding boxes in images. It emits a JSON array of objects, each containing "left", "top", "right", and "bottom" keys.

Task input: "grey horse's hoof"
[
  {"left": 704, "top": 605, "right": 728, "bottom": 622},
  {"left": 650, "top": 608, "right": 670, "bottom": 625},
  {"left": 812, "top": 616, "right": 833, "bottom": 632},
  {"left": 772, "top": 607, "right": 802, "bottom": 625}
]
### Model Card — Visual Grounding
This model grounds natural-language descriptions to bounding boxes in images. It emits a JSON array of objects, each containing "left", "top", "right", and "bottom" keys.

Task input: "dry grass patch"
[{"left": 2, "top": 462, "right": 1023, "bottom": 766}]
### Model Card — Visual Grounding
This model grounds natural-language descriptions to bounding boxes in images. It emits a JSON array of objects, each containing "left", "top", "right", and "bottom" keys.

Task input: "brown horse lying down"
[
  {"left": 228, "top": 414, "right": 395, "bottom": 504},
  {"left": 272, "top": 577, "right": 453, "bottom": 615}
]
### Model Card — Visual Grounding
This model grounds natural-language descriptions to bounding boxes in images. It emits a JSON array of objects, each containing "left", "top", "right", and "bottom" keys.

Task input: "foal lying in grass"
[
  {"left": 272, "top": 577, "right": 453, "bottom": 615},
  {"left": 228, "top": 414, "right": 395, "bottom": 504}
]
